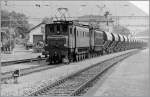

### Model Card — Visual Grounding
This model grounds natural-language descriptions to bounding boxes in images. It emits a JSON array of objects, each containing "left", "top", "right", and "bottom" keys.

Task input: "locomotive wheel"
[
  {"left": 82, "top": 54, "right": 84, "bottom": 60},
  {"left": 77, "top": 55, "right": 79, "bottom": 61},
  {"left": 83, "top": 54, "right": 85, "bottom": 59},
  {"left": 80, "top": 54, "right": 82, "bottom": 60},
  {"left": 81, "top": 54, "right": 82, "bottom": 60},
  {"left": 88, "top": 54, "right": 90, "bottom": 58},
  {"left": 79, "top": 54, "right": 81, "bottom": 61},
  {"left": 78, "top": 55, "right": 80, "bottom": 61},
  {"left": 76, "top": 55, "right": 78, "bottom": 62}
]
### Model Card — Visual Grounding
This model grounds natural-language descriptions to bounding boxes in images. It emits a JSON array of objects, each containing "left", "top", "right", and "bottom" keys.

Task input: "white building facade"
[{"left": 28, "top": 23, "right": 45, "bottom": 44}]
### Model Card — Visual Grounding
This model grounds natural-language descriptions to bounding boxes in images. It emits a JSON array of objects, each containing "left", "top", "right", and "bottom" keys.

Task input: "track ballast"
[{"left": 27, "top": 50, "right": 138, "bottom": 96}]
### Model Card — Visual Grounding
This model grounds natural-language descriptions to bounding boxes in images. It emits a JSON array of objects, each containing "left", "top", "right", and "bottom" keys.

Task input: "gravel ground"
[
  {"left": 1, "top": 60, "right": 46, "bottom": 73},
  {"left": 1, "top": 52, "right": 42, "bottom": 62},
  {"left": 1, "top": 49, "right": 136, "bottom": 96},
  {"left": 85, "top": 48, "right": 149, "bottom": 96}
]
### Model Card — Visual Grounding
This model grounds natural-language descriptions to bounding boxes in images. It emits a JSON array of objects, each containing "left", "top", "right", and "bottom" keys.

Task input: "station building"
[{"left": 27, "top": 23, "right": 45, "bottom": 45}]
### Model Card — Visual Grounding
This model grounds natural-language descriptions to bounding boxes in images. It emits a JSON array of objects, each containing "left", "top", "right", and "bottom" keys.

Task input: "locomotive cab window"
[
  {"left": 57, "top": 25, "right": 60, "bottom": 31},
  {"left": 47, "top": 24, "right": 69, "bottom": 35},
  {"left": 62, "top": 24, "right": 68, "bottom": 33},
  {"left": 56, "top": 24, "right": 60, "bottom": 34},
  {"left": 50, "top": 25, "right": 54, "bottom": 33}
]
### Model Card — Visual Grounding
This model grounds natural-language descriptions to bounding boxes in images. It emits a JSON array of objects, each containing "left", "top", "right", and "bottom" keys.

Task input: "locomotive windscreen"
[{"left": 45, "top": 24, "right": 68, "bottom": 35}]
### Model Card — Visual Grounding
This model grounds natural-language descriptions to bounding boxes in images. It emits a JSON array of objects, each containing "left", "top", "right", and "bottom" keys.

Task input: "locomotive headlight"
[
  {"left": 64, "top": 44, "right": 67, "bottom": 47},
  {"left": 64, "top": 36, "right": 68, "bottom": 47},
  {"left": 45, "top": 44, "right": 48, "bottom": 47}
]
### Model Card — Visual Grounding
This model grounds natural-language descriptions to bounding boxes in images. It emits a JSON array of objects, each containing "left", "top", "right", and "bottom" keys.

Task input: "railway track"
[
  {"left": 26, "top": 50, "right": 138, "bottom": 96},
  {"left": 2, "top": 57, "right": 46, "bottom": 66},
  {"left": 1, "top": 64, "right": 63, "bottom": 82}
]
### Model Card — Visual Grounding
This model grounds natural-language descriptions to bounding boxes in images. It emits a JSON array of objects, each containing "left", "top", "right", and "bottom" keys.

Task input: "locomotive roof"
[
  {"left": 53, "top": 20, "right": 73, "bottom": 24},
  {"left": 52, "top": 20, "right": 90, "bottom": 28}
]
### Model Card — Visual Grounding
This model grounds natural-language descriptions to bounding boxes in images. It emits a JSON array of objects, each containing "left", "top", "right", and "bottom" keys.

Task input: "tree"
[{"left": 1, "top": 10, "right": 31, "bottom": 38}]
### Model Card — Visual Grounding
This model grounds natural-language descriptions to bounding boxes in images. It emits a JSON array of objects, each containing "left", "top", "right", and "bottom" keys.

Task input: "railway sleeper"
[{"left": 29, "top": 51, "right": 138, "bottom": 96}]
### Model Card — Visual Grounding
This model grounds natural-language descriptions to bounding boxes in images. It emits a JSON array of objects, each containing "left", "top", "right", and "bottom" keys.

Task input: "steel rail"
[
  {"left": 26, "top": 50, "right": 138, "bottom": 96},
  {"left": 1, "top": 63, "right": 64, "bottom": 82},
  {"left": 1, "top": 57, "right": 46, "bottom": 66}
]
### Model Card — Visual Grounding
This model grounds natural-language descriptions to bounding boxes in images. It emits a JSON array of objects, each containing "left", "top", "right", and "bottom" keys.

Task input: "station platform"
[
  {"left": 1, "top": 45, "right": 42, "bottom": 62},
  {"left": 1, "top": 52, "right": 42, "bottom": 62},
  {"left": 85, "top": 48, "right": 149, "bottom": 96},
  {"left": 1, "top": 49, "right": 137, "bottom": 96}
]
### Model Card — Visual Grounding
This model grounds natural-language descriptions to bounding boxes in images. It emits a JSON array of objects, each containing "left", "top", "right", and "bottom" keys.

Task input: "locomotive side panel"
[
  {"left": 94, "top": 30, "right": 104, "bottom": 51},
  {"left": 89, "top": 28, "right": 95, "bottom": 50},
  {"left": 75, "top": 26, "right": 90, "bottom": 53},
  {"left": 68, "top": 26, "right": 75, "bottom": 49}
]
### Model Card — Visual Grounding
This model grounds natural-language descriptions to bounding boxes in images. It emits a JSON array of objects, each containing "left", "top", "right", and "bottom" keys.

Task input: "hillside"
[{"left": 98, "top": 1, "right": 148, "bottom": 16}]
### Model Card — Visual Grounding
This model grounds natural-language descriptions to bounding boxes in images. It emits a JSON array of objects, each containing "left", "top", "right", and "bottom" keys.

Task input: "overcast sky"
[
  {"left": 1, "top": 1, "right": 149, "bottom": 25},
  {"left": 130, "top": 1, "right": 149, "bottom": 14}
]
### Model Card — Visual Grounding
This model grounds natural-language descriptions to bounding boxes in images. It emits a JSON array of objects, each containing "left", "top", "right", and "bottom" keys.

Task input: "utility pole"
[
  {"left": 0, "top": 1, "right": 2, "bottom": 96},
  {"left": 9, "top": 15, "right": 12, "bottom": 53}
]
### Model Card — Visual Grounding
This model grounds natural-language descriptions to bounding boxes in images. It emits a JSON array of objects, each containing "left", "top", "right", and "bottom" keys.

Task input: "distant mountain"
[
  {"left": 98, "top": 1, "right": 148, "bottom": 16},
  {"left": 76, "top": 1, "right": 148, "bottom": 37},
  {"left": 71, "top": 1, "right": 148, "bottom": 17}
]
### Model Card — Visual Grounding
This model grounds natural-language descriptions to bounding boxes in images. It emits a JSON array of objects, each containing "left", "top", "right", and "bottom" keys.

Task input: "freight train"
[{"left": 43, "top": 20, "right": 147, "bottom": 64}]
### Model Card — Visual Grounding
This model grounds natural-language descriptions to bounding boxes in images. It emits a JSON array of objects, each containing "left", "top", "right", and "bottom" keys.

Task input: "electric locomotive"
[{"left": 43, "top": 20, "right": 147, "bottom": 64}]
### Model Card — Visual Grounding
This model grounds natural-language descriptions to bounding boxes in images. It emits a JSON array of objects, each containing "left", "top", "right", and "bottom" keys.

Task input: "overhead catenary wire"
[{"left": 1, "top": 1, "right": 148, "bottom": 30}]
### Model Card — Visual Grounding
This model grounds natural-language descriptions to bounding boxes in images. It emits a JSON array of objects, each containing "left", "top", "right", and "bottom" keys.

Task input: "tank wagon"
[{"left": 43, "top": 20, "right": 147, "bottom": 64}]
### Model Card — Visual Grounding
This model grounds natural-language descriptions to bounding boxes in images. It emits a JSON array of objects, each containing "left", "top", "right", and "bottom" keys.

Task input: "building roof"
[
  {"left": 28, "top": 22, "right": 45, "bottom": 33},
  {"left": 78, "top": 15, "right": 114, "bottom": 22}
]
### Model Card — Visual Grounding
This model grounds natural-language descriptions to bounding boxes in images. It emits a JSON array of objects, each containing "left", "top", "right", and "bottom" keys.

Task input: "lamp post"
[
  {"left": 9, "top": 15, "right": 12, "bottom": 53},
  {"left": 3, "top": 1, "right": 13, "bottom": 53}
]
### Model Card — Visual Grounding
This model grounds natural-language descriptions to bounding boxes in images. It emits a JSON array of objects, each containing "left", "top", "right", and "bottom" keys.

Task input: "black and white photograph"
[{"left": 0, "top": 0, "right": 149, "bottom": 96}]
